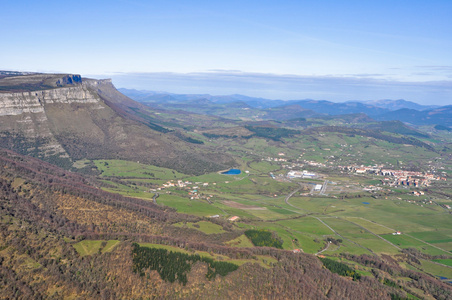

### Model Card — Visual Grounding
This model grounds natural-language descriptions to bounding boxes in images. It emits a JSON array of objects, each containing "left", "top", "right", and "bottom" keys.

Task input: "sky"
[{"left": 1, "top": 0, "right": 452, "bottom": 104}]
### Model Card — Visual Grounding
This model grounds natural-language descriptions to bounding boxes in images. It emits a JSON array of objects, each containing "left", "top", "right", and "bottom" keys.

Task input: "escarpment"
[
  {"left": 0, "top": 74, "right": 106, "bottom": 165},
  {"left": 0, "top": 85, "right": 102, "bottom": 116},
  {"left": 0, "top": 72, "right": 232, "bottom": 174}
]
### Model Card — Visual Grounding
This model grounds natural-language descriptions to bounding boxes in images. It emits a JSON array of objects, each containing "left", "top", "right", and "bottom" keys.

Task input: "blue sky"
[{"left": 2, "top": 0, "right": 452, "bottom": 104}]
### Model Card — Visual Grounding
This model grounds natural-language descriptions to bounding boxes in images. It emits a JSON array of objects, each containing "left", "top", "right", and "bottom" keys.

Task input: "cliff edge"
[{"left": 0, "top": 72, "right": 232, "bottom": 174}]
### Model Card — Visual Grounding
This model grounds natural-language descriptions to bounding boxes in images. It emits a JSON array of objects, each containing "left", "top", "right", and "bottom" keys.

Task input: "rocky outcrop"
[
  {"left": 0, "top": 72, "right": 233, "bottom": 174},
  {"left": 0, "top": 84, "right": 102, "bottom": 116},
  {"left": 0, "top": 75, "right": 108, "bottom": 163}
]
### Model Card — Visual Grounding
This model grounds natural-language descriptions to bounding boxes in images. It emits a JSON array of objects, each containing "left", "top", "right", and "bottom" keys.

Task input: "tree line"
[{"left": 319, "top": 257, "right": 361, "bottom": 281}]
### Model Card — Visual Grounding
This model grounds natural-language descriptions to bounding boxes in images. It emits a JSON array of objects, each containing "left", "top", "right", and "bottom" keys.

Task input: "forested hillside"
[{"left": 1, "top": 148, "right": 442, "bottom": 299}]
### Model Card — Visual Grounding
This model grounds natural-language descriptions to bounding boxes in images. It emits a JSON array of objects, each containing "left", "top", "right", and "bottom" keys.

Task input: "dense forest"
[
  {"left": 319, "top": 257, "right": 361, "bottom": 281},
  {"left": 245, "top": 229, "right": 284, "bottom": 249},
  {"left": 132, "top": 244, "right": 238, "bottom": 284}
]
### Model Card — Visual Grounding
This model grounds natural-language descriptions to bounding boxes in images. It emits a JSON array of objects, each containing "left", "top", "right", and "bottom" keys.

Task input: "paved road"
[
  {"left": 316, "top": 241, "right": 331, "bottom": 255},
  {"left": 284, "top": 186, "right": 302, "bottom": 209},
  {"left": 152, "top": 193, "right": 159, "bottom": 204},
  {"left": 313, "top": 216, "right": 374, "bottom": 253},
  {"left": 339, "top": 217, "right": 401, "bottom": 251},
  {"left": 320, "top": 180, "right": 328, "bottom": 195}
]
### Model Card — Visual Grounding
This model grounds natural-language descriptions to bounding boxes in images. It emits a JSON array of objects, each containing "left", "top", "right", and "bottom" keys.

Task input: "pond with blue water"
[{"left": 221, "top": 169, "right": 241, "bottom": 175}]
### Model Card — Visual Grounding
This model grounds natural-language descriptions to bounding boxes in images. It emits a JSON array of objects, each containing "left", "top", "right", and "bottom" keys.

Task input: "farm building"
[{"left": 287, "top": 170, "right": 317, "bottom": 179}]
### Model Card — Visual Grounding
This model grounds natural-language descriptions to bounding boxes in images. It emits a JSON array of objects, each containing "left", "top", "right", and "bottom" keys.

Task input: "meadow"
[
  {"left": 73, "top": 240, "right": 120, "bottom": 256},
  {"left": 173, "top": 221, "right": 226, "bottom": 234},
  {"left": 86, "top": 131, "right": 452, "bottom": 284},
  {"left": 94, "top": 160, "right": 452, "bottom": 259}
]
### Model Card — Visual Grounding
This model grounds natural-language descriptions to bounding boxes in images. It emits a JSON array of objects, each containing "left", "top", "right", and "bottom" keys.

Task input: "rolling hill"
[
  {"left": 121, "top": 89, "right": 451, "bottom": 127},
  {"left": 376, "top": 106, "right": 452, "bottom": 127}
]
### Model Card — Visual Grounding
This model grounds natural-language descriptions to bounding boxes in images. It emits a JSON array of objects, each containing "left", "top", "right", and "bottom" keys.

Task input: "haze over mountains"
[{"left": 120, "top": 88, "right": 452, "bottom": 127}]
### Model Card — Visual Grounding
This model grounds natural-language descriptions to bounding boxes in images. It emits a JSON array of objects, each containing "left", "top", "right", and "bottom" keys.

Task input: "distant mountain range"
[
  {"left": 119, "top": 89, "right": 451, "bottom": 127},
  {"left": 359, "top": 99, "right": 439, "bottom": 111}
]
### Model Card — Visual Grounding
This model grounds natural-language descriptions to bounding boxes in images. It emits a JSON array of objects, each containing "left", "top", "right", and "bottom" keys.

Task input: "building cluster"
[
  {"left": 287, "top": 170, "right": 317, "bottom": 179},
  {"left": 153, "top": 180, "right": 215, "bottom": 201},
  {"left": 264, "top": 157, "right": 287, "bottom": 162},
  {"left": 340, "top": 165, "right": 446, "bottom": 187},
  {"left": 363, "top": 185, "right": 382, "bottom": 192},
  {"left": 412, "top": 191, "right": 425, "bottom": 196},
  {"left": 285, "top": 162, "right": 304, "bottom": 169},
  {"left": 303, "top": 160, "right": 326, "bottom": 168}
]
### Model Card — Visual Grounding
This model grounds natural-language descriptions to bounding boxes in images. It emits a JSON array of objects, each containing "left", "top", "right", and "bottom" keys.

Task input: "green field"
[
  {"left": 73, "top": 240, "right": 120, "bottom": 256},
  {"left": 419, "top": 259, "right": 452, "bottom": 279},
  {"left": 89, "top": 136, "right": 452, "bottom": 268},
  {"left": 341, "top": 217, "right": 393, "bottom": 235},
  {"left": 158, "top": 194, "right": 224, "bottom": 217},
  {"left": 433, "top": 259, "right": 452, "bottom": 267},
  {"left": 277, "top": 217, "right": 334, "bottom": 236},
  {"left": 173, "top": 221, "right": 226, "bottom": 234},
  {"left": 94, "top": 159, "right": 187, "bottom": 180},
  {"left": 381, "top": 234, "right": 450, "bottom": 256},
  {"left": 409, "top": 230, "right": 452, "bottom": 244},
  {"left": 94, "top": 158, "right": 452, "bottom": 259},
  {"left": 225, "top": 234, "right": 255, "bottom": 248}
]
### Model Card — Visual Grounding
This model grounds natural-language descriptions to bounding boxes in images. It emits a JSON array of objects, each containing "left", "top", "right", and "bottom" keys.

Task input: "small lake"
[
  {"left": 221, "top": 169, "right": 241, "bottom": 175},
  {"left": 362, "top": 202, "right": 370, "bottom": 205}
]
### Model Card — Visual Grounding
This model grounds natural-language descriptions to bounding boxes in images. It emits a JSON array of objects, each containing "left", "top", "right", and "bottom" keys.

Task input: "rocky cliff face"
[
  {"left": 0, "top": 84, "right": 102, "bottom": 116},
  {"left": 0, "top": 73, "right": 232, "bottom": 174},
  {"left": 0, "top": 75, "right": 106, "bottom": 165}
]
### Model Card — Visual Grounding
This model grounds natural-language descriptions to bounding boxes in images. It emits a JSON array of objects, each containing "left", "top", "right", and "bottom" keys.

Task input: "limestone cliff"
[
  {"left": 0, "top": 72, "right": 232, "bottom": 174},
  {"left": 0, "top": 74, "right": 105, "bottom": 165},
  {"left": 0, "top": 84, "right": 102, "bottom": 116}
]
